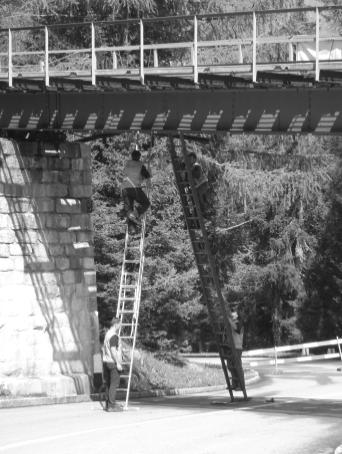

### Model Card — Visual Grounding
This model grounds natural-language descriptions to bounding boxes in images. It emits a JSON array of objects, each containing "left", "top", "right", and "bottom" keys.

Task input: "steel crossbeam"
[{"left": 0, "top": 86, "right": 342, "bottom": 134}]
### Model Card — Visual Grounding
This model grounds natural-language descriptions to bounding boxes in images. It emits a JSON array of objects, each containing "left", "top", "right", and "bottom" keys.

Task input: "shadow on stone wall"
[{"left": 0, "top": 138, "right": 99, "bottom": 394}]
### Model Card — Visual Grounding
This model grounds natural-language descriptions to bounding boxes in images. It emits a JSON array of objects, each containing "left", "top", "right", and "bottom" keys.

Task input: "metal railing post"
[
  {"left": 91, "top": 22, "right": 96, "bottom": 86},
  {"left": 238, "top": 44, "right": 243, "bottom": 64},
  {"left": 45, "top": 26, "right": 49, "bottom": 87},
  {"left": 289, "top": 42, "right": 293, "bottom": 62},
  {"left": 153, "top": 48, "right": 158, "bottom": 68},
  {"left": 140, "top": 19, "right": 144, "bottom": 85},
  {"left": 193, "top": 15, "right": 198, "bottom": 84},
  {"left": 337, "top": 336, "right": 342, "bottom": 361},
  {"left": 252, "top": 11, "right": 257, "bottom": 83},
  {"left": 315, "top": 7, "right": 320, "bottom": 82},
  {"left": 113, "top": 51, "right": 117, "bottom": 70},
  {"left": 8, "top": 28, "right": 12, "bottom": 88}
]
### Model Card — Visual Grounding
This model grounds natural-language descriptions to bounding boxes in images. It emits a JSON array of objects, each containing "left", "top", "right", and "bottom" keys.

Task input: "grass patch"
[{"left": 129, "top": 350, "right": 226, "bottom": 392}]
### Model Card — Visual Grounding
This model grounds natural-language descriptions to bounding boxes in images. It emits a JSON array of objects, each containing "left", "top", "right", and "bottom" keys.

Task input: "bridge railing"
[{"left": 0, "top": 5, "right": 342, "bottom": 87}]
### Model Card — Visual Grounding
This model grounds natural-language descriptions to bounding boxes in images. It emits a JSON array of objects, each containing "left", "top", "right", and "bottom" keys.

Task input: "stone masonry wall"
[{"left": 0, "top": 139, "right": 99, "bottom": 397}]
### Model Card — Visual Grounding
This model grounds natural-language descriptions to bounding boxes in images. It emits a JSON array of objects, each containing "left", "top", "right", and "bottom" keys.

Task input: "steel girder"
[{"left": 0, "top": 87, "right": 341, "bottom": 134}]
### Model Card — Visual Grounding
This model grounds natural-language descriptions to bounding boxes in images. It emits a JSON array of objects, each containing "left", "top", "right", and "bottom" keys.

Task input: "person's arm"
[
  {"left": 109, "top": 334, "right": 123, "bottom": 371},
  {"left": 141, "top": 164, "right": 151, "bottom": 180}
]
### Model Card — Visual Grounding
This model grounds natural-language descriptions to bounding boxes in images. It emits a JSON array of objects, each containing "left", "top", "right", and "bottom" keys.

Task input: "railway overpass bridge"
[{"left": 0, "top": 4, "right": 342, "bottom": 400}]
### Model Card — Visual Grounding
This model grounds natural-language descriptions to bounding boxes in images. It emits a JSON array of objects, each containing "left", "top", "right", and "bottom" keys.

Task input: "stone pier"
[{"left": 0, "top": 139, "right": 100, "bottom": 398}]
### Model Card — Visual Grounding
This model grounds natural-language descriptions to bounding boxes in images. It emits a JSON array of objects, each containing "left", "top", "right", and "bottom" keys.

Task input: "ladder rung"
[
  {"left": 119, "top": 297, "right": 136, "bottom": 301},
  {"left": 120, "top": 323, "right": 134, "bottom": 327},
  {"left": 120, "top": 374, "right": 130, "bottom": 379},
  {"left": 120, "top": 336, "right": 134, "bottom": 339},
  {"left": 119, "top": 310, "right": 136, "bottom": 314},
  {"left": 124, "top": 259, "right": 140, "bottom": 264},
  {"left": 121, "top": 285, "right": 137, "bottom": 289}
]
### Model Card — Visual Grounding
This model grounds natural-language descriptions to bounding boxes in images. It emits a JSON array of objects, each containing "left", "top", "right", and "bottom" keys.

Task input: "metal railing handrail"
[{"left": 1, "top": 5, "right": 342, "bottom": 87}]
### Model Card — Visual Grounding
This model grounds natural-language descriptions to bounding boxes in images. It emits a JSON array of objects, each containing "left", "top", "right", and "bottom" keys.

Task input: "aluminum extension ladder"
[
  {"left": 115, "top": 210, "right": 147, "bottom": 409},
  {"left": 169, "top": 134, "right": 248, "bottom": 402}
]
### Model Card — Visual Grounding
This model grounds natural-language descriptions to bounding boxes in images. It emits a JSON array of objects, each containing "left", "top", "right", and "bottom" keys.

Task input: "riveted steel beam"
[{"left": 0, "top": 87, "right": 342, "bottom": 134}]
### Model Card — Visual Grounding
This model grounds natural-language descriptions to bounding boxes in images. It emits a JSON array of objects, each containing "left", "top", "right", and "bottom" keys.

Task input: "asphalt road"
[{"left": 0, "top": 360, "right": 341, "bottom": 454}]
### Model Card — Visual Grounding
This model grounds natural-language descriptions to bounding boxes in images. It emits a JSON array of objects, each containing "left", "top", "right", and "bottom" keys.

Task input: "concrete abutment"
[{"left": 0, "top": 138, "right": 100, "bottom": 398}]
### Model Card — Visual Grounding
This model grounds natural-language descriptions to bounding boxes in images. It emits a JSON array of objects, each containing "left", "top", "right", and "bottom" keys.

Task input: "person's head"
[
  {"left": 188, "top": 151, "right": 197, "bottom": 165},
  {"left": 131, "top": 146, "right": 141, "bottom": 161},
  {"left": 231, "top": 310, "right": 238, "bottom": 322}
]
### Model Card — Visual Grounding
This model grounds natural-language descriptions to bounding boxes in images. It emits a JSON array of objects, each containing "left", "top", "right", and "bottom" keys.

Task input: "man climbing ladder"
[
  {"left": 114, "top": 144, "right": 151, "bottom": 409},
  {"left": 169, "top": 134, "right": 247, "bottom": 402},
  {"left": 122, "top": 146, "right": 151, "bottom": 234}
]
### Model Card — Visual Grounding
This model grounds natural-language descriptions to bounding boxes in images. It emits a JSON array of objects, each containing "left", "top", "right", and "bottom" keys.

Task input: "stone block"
[
  {"left": 0, "top": 258, "right": 13, "bottom": 271},
  {"left": 11, "top": 213, "right": 39, "bottom": 230},
  {"left": 82, "top": 172, "right": 92, "bottom": 185},
  {"left": 69, "top": 185, "right": 92, "bottom": 198},
  {"left": 24, "top": 261, "right": 56, "bottom": 273},
  {"left": 0, "top": 244, "right": 9, "bottom": 257},
  {"left": 41, "top": 170, "right": 60, "bottom": 184},
  {"left": 46, "top": 214, "right": 70, "bottom": 230},
  {"left": 10, "top": 197, "right": 34, "bottom": 213},
  {"left": 69, "top": 257, "right": 81, "bottom": 269},
  {"left": 45, "top": 184, "right": 68, "bottom": 198},
  {"left": 0, "top": 197, "right": 9, "bottom": 213},
  {"left": 0, "top": 168, "right": 26, "bottom": 185},
  {"left": 79, "top": 143, "right": 90, "bottom": 159},
  {"left": 59, "top": 231, "right": 76, "bottom": 244},
  {"left": 71, "top": 159, "right": 85, "bottom": 171},
  {"left": 69, "top": 214, "right": 92, "bottom": 231},
  {"left": 0, "top": 214, "right": 9, "bottom": 229},
  {"left": 35, "top": 198, "right": 55, "bottom": 213},
  {"left": 45, "top": 230, "right": 60, "bottom": 244},
  {"left": 80, "top": 198, "right": 93, "bottom": 213},
  {"left": 9, "top": 243, "right": 34, "bottom": 256},
  {"left": 76, "top": 231, "right": 94, "bottom": 243},
  {"left": 56, "top": 198, "right": 82, "bottom": 214},
  {"left": 55, "top": 257, "right": 70, "bottom": 271},
  {"left": 62, "top": 270, "right": 77, "bottom": 285},
  {"left": 48, "top": 244, "right": 64, "bottom": 256},
  {"left": 82, "top": 257, "right": 95, "bottom": 270},
  {"left": 47, "top": 157, "right": 71, "bottom": 171},
  {"left": 0, "top": 229, "right": 16, "bottom": 243},
  {"left": 60, "top": 142, "right": 81, "bottom": 159},
  {"left": 84, "top": 270, "right": 96, "bottom": 286}
]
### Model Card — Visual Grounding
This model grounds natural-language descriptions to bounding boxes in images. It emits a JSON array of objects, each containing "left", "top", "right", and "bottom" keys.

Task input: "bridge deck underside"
[{"left": 0, "top": 74, "right": 342, "bottom": 134}]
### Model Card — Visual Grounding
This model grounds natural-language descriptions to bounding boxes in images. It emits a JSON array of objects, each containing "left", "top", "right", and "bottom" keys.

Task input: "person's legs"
[
  {"left": 197, "top": 182, "right": 210, "bottom": 213},
  {"left": 134, "top": 188, "right": 150, "bottom": 217},
  {"left": 107, "top": 366, "right": 120, "bottom": 408},
  {"left": 230, "top": 349, "right": 243, "bottom": 389},
  {"left": 122, "top": 188, "right": 135, "bottom": 219},
  {"left": 102, "top": 362, "right": 111, "bottom": 410}
]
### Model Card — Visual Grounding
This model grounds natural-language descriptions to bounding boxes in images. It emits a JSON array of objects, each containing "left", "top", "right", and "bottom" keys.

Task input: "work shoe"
[
  {"left": 128, "top": 212, "right": 141, "bottom": 226},
  {"left": 106, "top": 404, "right": 124, "bottom": 412}
]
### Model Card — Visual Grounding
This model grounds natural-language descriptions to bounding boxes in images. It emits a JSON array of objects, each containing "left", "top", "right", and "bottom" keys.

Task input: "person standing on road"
[
  {"left": 228, "top": 310, "right": 244, "bottom": 390},
  {"left": 102, "top": 317, "right": 123, "bottom": 412},
  {"left": 122, "top": 146, "right": 151, "bottom": 234}
]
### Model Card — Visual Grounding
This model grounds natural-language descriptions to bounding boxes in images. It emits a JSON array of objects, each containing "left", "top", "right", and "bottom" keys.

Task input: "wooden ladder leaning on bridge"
[
  {"left": 169, "top": 134, "right": 248, "bottom": 402},
  {"left": 116, "top": 205, "right": 148, "bottom": 409}
]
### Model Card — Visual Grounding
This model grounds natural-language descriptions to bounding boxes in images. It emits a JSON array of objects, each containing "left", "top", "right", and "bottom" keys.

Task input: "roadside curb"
[{"left": 0, "top": 370, "right": 259, "bottom": 409}]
